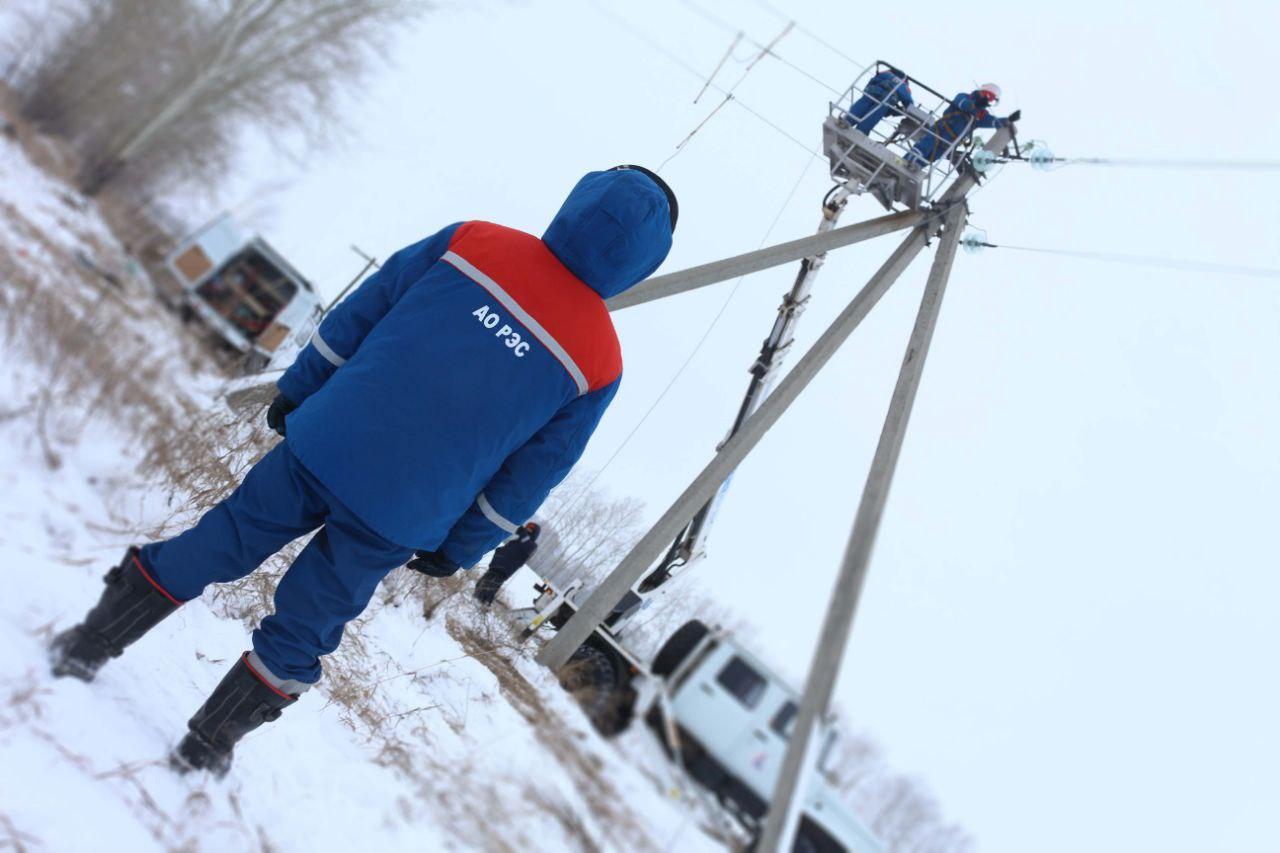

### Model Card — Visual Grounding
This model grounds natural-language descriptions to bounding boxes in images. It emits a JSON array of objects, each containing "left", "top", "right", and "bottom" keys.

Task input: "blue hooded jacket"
[
  {"left": 910, "top": 91, "right": 1009, "bottom": 162},
  {"left": 277, "top": 169, "right": 673, "bottom": 566},
  {"left": 863, "top": 70, "right": 914, "bottom": 109}
]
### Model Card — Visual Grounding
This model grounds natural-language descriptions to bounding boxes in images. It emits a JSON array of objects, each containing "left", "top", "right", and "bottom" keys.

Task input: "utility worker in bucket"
[
  {"left": 50, "top": 164, "right": 678, "bottom": 778},
  {"left": 905, "top": 83, "right": 1020, "bottom": 167},
  {"left": 843, "top": 66, "right": 914, "bottom": 136}
]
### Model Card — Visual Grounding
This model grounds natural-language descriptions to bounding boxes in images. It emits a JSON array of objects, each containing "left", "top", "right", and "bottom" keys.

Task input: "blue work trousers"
[
  {"left": 139, "top": 443, "right": 413, "bottom": 683},
  {"left": 845, "top": 94, "right": 897, "bottom": 135},
  {"left": 907, "top": 135, "right": 950, "bottom": 166}
]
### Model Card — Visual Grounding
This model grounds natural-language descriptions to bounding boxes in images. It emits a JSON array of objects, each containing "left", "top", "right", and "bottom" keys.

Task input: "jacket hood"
[{"left": 542, "top": 169, "right": 674, "bottom": 299}]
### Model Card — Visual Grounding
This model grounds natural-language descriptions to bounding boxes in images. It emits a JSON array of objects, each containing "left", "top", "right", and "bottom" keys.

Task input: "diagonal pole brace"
[
  {"left": 537, "top": 126, "right": 1013, "bottom": 674},
  {"left": 755, "top": 201, "right": 968, "bottom": 852}
]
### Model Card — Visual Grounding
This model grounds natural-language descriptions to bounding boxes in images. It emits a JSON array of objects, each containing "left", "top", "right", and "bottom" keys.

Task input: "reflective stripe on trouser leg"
[
  {"left": 477, "top": 493, "right": 519, "bottom": 534},
  {"left": 247, "top": 650, "right": 312, "bottom": 695}
]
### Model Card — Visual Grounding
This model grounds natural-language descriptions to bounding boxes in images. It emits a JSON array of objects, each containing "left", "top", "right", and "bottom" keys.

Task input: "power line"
[
  {"left": 1047, "top": 156, "right": 1280, "bottom": 172},
  {"left": 726, "top": 96, "right": 822, "bottom": 159},
  {"left": 679, "top": 0, "right": 847, "bottom": 97},
  {"left": 658, "top": 94, "right": 734, "bottom": 172},
  {"left": 590, "top": 1, "right": 823, "bottom": 162},
  {"left": 744, "top": 0, "right": 870, "bottom": 72},
  {"left": 979, "top": 242, "right": 1280, "bottom": 280},
  {"left": 1006, "top": 147, "right": 1280, "bottom": 172},
  {"left": 762, "top": 42, "right": 845, "bottom": 97},
  {"left": 659, "top": 21, "right": 797, "bottom": 171},
  {"left": 693, "top": 30, "right": 742, "bottom": 104}
]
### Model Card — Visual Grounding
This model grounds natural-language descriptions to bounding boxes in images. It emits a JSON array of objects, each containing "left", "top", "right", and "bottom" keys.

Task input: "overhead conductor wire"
[
  {"left": 1033, "top": 156, "right": 1280, "bottom": 171},
  {"left": 590, "top": 1, "right": 824, "bottom": 169},
  {"left": 981, "top": 242, "right": 1280, "bottom": 280}
]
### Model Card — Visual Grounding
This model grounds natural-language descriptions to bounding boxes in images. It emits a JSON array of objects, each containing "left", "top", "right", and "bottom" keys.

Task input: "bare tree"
[
  {"left": 822, "top": 731, "right": 974, "bottom": 853},
  {"left": 4, "top": 0, "right": 431, "bottom": 194},
  {"left": 533, "top": 475, "right": 974, "bottom": 850},
  {"left": 537, "top": 473, "right": 648, "bottom": 587}
]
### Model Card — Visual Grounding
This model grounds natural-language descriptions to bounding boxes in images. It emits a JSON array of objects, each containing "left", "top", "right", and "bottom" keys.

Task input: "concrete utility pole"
[
  {"left": 755, "top": 202, "right": 967, "bottom": 852},
  {"left": 536, "top": 224, "right": 934, "bottom": 671},
  {"left": 537, "top": 124, "right": 1013, "bottom": 673},
  {"left": 536, "top": 231, "right": 928, "bottom": 672},
  {"left": 536, "top": 231, "right": 930, "bottom": 671}
]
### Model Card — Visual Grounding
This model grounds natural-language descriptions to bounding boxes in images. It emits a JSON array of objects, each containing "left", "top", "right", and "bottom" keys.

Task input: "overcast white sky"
[{"left": 214, "top": 1, "right": 1280, "bottom": 849}]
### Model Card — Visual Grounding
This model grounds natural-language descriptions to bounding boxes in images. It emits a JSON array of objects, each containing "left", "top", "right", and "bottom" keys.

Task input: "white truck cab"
[
  {"left": 649, "top": 621, "right": 883, "bottom": 853},
  {"left": 511, "top": 548, "right": 880, "bottom": 850},
  {"left": 166, "top": 215, "right": 322, "bottom": 372}
]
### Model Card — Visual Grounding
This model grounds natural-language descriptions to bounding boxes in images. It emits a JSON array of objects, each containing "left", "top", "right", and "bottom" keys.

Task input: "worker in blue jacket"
[
  {"left": 472, "top": 521, "right": 540, "bottom": 606},
  {"left": 906, "top": 83, "right": 1019, "bottom": 167},
  {"left": 843, "top": 66, "right": 913, "bottom": 136},
  {"left": 50, "top": 165, "right": 677, "bottom": 777}
]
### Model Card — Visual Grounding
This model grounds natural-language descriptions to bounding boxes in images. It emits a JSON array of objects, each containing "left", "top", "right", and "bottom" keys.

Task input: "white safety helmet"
[{"left": 977, "top": 83, "right": 1002, "bottom": 105}]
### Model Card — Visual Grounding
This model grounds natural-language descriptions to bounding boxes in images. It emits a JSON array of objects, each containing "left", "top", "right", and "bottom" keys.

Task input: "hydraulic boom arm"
[{"left": 639, "top": 183, "right": 856, "bottom": 592}]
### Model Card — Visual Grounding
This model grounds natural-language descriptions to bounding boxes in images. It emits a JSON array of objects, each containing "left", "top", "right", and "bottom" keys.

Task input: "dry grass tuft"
[
  {"left": 447, "top": 618, "right": 657, "bottom": 852},
  {"left": 521, "top": 784, "right": 601, "bottom": 853},
  {"left": 1, "top": 671, "right": 51, "bottom": 727},
  {"left": 0, "top": 125, "right": 680, "bottom": 851}
]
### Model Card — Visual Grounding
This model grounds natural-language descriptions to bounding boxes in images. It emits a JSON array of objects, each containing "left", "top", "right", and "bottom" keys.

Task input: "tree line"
[
  {"left": 545, "top": 475, "right": 974, "bottom": 852},
  {"left": 1, "top": 0, "right": 429, "bottom": 196}
]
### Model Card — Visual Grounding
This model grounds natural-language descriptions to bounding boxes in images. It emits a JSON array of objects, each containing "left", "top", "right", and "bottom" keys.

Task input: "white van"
[
  {"left": 647, "top": 621, "right": 883, "bottom": 853},
  {"left": 166, "top": 215, "right": 322, "bottom": 372}
]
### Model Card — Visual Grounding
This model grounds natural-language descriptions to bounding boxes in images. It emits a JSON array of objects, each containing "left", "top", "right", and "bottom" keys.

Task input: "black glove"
[
  {"left": 406, "top": 550, "right": 461, "bottom": 578},
  {"left": 265, "top": 394, "right": 297, "bottom": 436},
  {"left": 1008, "top": 109, "right": 1022, "bottom": 122}
]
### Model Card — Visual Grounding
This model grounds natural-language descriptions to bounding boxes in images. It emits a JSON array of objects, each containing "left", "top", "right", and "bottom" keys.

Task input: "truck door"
[
  {"left": 705, "top": 654, "right": 774, "bottom": 785},
  {"left": 674, "top": 649, "right": 769, "bottom": 763},
  {"left": 725, "top": 691, "right": 795, "bottom": 802}
]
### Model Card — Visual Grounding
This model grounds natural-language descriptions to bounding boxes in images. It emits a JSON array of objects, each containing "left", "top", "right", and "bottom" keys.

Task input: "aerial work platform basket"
[{"left": 823, "top": 61, "right": 986, "bottom": 211}]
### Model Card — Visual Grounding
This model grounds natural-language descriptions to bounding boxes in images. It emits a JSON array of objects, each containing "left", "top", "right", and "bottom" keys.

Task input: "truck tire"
[
  {"left": 558, "top": 644, "right": 618, "bottom": 727},
  {"left": 651, "top": 619, "right": 709, "bottom": 678},
  {"left": 594, "top": 685, "right": 636, "bottom": 738}
]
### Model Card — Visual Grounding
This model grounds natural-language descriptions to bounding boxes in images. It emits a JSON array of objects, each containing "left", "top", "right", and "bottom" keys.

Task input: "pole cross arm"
[
  {"left": 606, "top": 210, "right": 924, "bottom": 311},
  {"left": 535, "top": 125, "right": 1013, "bottom": 676},
  {"left": 225, "top": 211, "right": 919, "bottom": 408}
]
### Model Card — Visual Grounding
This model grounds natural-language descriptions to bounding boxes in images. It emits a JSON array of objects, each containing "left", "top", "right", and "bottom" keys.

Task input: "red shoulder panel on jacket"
[{"left": 446, "top": 221, "right": 622, "bottom": 393}]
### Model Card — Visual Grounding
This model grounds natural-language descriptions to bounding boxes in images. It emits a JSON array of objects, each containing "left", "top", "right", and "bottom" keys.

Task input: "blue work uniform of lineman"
[
  {"left": 844, "top": 70, "right": 913, "bottom": 136},
  {"left": 137, "top": 169, "right": 673, "bottom": 683},
  {"left": 906, "top": 91, "right": 1008, "bottom": 167}
]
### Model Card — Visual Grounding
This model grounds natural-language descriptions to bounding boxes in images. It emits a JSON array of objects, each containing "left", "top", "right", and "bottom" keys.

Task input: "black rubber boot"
[
  {"left": 170, "top": 652, "right": 300, "bottom": 778},
  {"left": 50, "top": 546, "right": 182, "bottom": 681},
  {"left": 473, "top": 568, "right": 502, "bottom": 605}
]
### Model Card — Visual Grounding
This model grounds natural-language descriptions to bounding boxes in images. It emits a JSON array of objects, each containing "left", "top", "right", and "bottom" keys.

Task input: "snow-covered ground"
[{"left": 0, "top": 125, "right": 723, "bottom": 851}]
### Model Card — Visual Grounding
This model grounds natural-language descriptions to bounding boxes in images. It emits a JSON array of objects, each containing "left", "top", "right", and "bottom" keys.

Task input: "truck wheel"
[
  {"left": 558, "top": 644, "right": 618, "bottom": 728},
  {"left": 651, "top": 619, "right": 709, "bottom": 678},
  {"left": 594, "top": 685, "right": 636, "bottom": 738}
]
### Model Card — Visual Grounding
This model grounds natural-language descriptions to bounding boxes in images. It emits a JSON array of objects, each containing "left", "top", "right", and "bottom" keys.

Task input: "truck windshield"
[
  {"left": 771, "top": 700, "right": 798, "bottom": 738},
  {"left": 715, "top": 656, "right": 767, "bottom": 709},
  {"left": 195, "top": 247, "right": 297, "bottom": 342}
]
